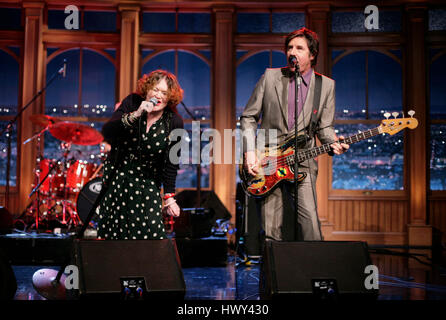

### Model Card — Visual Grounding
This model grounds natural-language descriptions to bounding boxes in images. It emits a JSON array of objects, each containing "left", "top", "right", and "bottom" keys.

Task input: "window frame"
[
  {"left": 328, "top": 47, "right": 407, "bottom": 200},
  {"left": 0, "top": 45, "right": 22, "bottom": 190}
]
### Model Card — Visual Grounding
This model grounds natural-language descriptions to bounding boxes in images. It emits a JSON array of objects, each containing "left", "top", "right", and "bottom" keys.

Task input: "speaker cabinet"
[
  {"left": 261, "top": 241, "right": 379, "bottom": 300},
  {"left": 74, "top": 239, "right": 185, "bottom": 299},
  {"left": 175, "top": 190, "right": 231, "bottom": 221}
]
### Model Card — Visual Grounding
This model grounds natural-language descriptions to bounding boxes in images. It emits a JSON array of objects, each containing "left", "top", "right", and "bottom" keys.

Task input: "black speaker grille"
[
  {"left": 263, "top": 241, "right": 378, "bottom": 299},
  {"left": 75, "top": 239, "right": 185, "bottom": 297}
]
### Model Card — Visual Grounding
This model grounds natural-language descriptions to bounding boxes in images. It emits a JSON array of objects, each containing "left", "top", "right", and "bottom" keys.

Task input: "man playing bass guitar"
[{"left": 240, "top": 28, "right": 349, "bottom": 242}]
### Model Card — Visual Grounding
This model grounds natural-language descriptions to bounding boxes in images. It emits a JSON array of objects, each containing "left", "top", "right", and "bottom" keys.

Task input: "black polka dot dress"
[{"left": 97, "top": 112, "right": 170, "bottom": 240}]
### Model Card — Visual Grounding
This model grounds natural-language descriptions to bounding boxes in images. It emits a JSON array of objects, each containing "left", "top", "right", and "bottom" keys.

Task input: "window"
[
  {"left": 0, "top": 48, "right": 20, "bottom": 186},
  {"left": 142, "top": 50, "right": 211, "bottom": 188},
  {"left": 331, "top": 10, "right": 401, "bottom": 33},
  {"left": 236, "top": 50, "right": 286, "bottom": 118},
  {"left": 44, "top": 48, "right": 116, "bottom": 163},
  {"left": 429, "top": 9, "right": 446, "bottom": 31},
  {"left": 237, "top": 12, "right": 305, "bottom": 34},
  {"left": 331, "top": 50, "right": 404, "bottom": 190},
  {"left": 143, "top": 12, "right": 210, "bottom": 33},
  {"left": 48, "top": 9, "right": 117, "bottom": 32},
  {"left": 0, "top": 7, "right": 21, "bottom": 30}
]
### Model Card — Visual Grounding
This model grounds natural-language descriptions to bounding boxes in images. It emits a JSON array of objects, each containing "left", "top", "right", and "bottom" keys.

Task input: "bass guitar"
[{"left": 239, "top": 111, "right": 418, "bottom": 198}]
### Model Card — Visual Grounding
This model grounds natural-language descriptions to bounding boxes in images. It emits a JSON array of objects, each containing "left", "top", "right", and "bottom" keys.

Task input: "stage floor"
[
  {"left": 10, "top": 250, "right": 446, "bottom": 300},
  {"left": 3, "top": 231, "right": 446, "bottom": 300}
]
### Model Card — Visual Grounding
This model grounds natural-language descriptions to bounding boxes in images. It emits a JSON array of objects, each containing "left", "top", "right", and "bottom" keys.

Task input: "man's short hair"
[{"left": 284, "top": 28, "right": 319, "bottom": 67}]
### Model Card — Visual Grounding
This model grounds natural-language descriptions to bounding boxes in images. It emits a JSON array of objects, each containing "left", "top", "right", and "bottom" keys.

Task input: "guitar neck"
[{"left": 290, "top": 126, "right": 382, "bottom": 164}]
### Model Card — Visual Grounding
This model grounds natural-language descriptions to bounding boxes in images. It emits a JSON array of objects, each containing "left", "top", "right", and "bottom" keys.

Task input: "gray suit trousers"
[{"left": 260, "top": 172, "right": 323, "bottom": 241}]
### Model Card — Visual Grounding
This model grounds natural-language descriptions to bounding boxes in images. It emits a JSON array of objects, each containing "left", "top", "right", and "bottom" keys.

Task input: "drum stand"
[
  {"left": 53, "top": 142, "right": 81, "bottom": 229},
  {"left": 26, "top": 140, "right": 81, "bottom": 231},
  {"left": 25, "top": 127, "right": 50, "bottom": 230}
]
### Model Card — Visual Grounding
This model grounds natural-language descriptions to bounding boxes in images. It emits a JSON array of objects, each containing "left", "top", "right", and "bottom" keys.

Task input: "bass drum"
[{"left": 76, "top": 177, "right": 103, "bottom": 227}]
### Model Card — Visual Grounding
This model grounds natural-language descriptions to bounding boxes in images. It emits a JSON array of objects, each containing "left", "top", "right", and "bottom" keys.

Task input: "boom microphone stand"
[{"left": 0, "top": 59, "right": 66, "bottom": 215}]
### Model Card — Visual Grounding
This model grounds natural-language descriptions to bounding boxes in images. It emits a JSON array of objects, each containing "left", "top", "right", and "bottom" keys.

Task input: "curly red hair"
[{"left": 136, "top": 69, "right": 183, "bottom": 114}]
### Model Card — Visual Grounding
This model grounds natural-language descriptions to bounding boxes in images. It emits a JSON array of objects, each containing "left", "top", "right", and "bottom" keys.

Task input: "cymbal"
[
  {"left": 29, "top": 114, "right": 61, "bottom": 127},
  {"left": 49, "top": 121, "right": 103, "bottom": 145},
  {"left": 32, "top": 268, "right": 67, "bottom": 300}
]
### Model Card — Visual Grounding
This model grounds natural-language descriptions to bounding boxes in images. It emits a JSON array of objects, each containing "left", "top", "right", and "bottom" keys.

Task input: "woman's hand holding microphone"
[{"left": 131, "top": 97, "right": 158, "bottom": 119}]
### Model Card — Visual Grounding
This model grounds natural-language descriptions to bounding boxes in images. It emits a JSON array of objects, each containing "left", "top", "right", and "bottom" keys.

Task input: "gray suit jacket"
[{"left": 240, "top": 67, "right": 336, "bottom": 171}]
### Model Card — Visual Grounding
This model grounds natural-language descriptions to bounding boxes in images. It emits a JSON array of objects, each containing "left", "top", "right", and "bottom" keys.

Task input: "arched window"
[
  {"left": 236, "top": 50, "right": 286, "bottom": 119},
  {"left": 331, "top": 50, "right": 404, "bottom": 190},
  {"left": 142, "top": 50, "right": 211, "bottom": 188},
  {"left": 0, "top": 48, "right": 20, "bottom": 186},
  {"left": 44, "top": 48, "right": 116, "bottom": 163}
]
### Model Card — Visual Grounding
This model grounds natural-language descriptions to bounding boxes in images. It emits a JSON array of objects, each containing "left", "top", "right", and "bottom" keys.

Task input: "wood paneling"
[
  {"left": 407, "top": 6, "right": 428, "bottom": 225},
  {"left": 118, "top": 5, "right": 140, "bottom": 102},
  {"left": 212, "top": 6, "right": 236, "bottom": 225},
  {"left": 324, "top": 199, "right": 409, "bottom": 244},
  {"left": 18, "top": 2, "right": 45, "bottom": 215},
  {"left": 430, "top": 200, "right": 446, "bottom": 243},
  {"left": 42, "top": 30, "right": 119, "bottom": 47},
  {"left": 139, "top": 34, "right": 213, "bottom": 48},
  {"left": 324, "top": 199, "right": 446, "bottom": 245}
]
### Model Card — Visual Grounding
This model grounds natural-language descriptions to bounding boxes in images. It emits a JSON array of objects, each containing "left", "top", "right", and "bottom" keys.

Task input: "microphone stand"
[
  {"left": 0, "top": 63, "right": 65, "bottom": 213},
  {"left": 293, "top": 66, "right": 301, "bottom": 241}
]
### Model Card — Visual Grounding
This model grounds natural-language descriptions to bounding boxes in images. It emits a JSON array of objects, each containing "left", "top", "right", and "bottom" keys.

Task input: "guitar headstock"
[{"left": 380, "top": 110, "right": 418, "bottom": 135}]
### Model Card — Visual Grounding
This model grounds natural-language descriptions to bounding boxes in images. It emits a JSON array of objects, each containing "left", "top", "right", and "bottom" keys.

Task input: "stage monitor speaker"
[
  {"left": 73, "top": 239, "right": 185, "bottom": 299},
  {"left": 175, "top": 190, "right": 231, "bottom": 221},
  {"left": 261, "top": 241, "right": 379, "bottom": 300},
  {"left": 174, "top": 208, "right": 215, "bottom": 238},
  {"left": 0, "top": 248, "right": 17, "bottom": 300},
  {"left": 0, "top": 207, "right": 13, "bottom": 235}
]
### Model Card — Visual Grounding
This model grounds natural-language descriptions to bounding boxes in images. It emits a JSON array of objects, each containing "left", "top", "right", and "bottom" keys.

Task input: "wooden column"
[
  {"left": 406, "top": 5, "right": 431, "bottom": 246},
  {"left": 212, "top": 6, "right": 236, "bottom": 222},
  {"left": 17, "top": 2, "right": 44, "bottom": 215},
  {"left": 308, "top": 5, "right": 334, "bottom": 239},
  {"left": 118, "top": 4, "right": 140, "bottom": 102}
]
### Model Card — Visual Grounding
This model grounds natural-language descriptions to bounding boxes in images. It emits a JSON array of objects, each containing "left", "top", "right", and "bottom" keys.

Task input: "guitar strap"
[{"left": 307, "top": 73, "right": 322, "bottom": 139}]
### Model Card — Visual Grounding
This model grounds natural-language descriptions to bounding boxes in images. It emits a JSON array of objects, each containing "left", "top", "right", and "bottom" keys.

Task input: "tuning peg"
[
  {"left": 392, "top": 112, "right": 399, "bottom": 118},
  {"left": 384, "top": 112, "right": 391, "bottom": 119},
  {"left": 408, "top": 110, "right": 415, "bottom": 118}
]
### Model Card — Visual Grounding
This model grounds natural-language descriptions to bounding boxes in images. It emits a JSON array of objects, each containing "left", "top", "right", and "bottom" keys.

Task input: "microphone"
[
  {"left": 58, "top": 59, "right": 67, "bottom": 77},
  {"left": 288, "top": 55, "right": 299, "bottom": 71},
  {"left": 63, "top": 59, "right": 66, "bottom": 78},
  {"left": 141, "top": 97, "right": 158, "bottom": 117}
]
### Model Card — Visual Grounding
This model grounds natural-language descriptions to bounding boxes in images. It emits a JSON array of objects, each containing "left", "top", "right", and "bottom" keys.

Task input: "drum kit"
[{"left": 25, "top": 114, "right": 106, "bottom": 231}]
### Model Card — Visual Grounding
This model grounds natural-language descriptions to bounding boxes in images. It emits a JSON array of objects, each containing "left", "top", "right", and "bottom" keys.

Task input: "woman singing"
[{"left": 97, "top": 70, "right": 184, "bottom": 240}]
